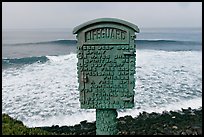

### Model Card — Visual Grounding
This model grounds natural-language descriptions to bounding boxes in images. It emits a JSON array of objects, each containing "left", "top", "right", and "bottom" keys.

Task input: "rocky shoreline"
[
  {"left": 2, "top": 107, "right": 202, "bottom": 135},
  {"left": 37, "top": 107, "right": 202, "bottom": 135}
]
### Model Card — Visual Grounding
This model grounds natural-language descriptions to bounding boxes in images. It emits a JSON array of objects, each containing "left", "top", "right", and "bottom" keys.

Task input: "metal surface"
[
  {"left": 96, "top": 109, "right": 118, "bottom": 135},
  {"left": 75, "top": 19, "right": 138, "bottom": 109},
  {"left": 73, "top": 18, "right": 140, "bottom": 34},
  {"left": 73, "top": 18, "right": 139, "bottom": 135}
]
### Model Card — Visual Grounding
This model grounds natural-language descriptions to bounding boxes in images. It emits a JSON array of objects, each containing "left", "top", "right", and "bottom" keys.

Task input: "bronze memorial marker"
[{"left": 73, "top": 18, "right": 139, "bottom": 135}]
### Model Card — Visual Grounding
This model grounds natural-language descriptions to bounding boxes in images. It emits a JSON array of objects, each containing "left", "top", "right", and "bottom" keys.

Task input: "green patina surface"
[
  {"left": 73, "top": 18, "right": 139, "bottom": 109},
  {"left": 96, "top": 109, "right": 118, "bottom": 135},
  {"left": 73, "top": 18, "right": 139, "bottom": 135}
]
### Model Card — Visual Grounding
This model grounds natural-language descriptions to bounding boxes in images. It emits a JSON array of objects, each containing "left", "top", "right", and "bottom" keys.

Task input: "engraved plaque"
[{"left": 73, "top": 18, "right": 139, "bottom": 109}]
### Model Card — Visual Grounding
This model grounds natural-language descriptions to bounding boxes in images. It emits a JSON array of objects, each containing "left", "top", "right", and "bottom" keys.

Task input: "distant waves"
[
  {"left": 4, "top": 39, "right": 202, "bottom": 50},
  {"left": 136, "top": 39, "right": 201, "bottom": 51},
  {"left": 3, "top": 39, "right": 77, "bottom": 46},
  {"left": 2, "top": 39, "right": 201, "bottom": 69},
  {"left": 2, "top": 56, "right": 49, "bottom": 69}
]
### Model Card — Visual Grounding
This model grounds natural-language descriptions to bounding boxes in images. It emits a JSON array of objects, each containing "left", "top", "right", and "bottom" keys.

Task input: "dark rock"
[
  {"left": 196, "top": 128, "right": 202, "bottom": 135},
  {"left": 7, "top": 107, "right": 200, "bottom": 135},
  {"left": 119, "top": 120, "right": 126, "bottom": 124},
  {"left": 123, "top": 115, "right": 133, "bottom": 121},
  {"left": 180, "top": 131, "right": 187, "bottom": 135},
  {"left": 186, "top": 129, "right": 193, "bottom": 135},
  {"left": 130, "top": 131, "right": 135, "bottom": 135},
  {"left": 51, "top": 125, "right": 59, "bottom": 128},
  {"left": 80, "top": 120, "right": 87, "bottom": 125}
]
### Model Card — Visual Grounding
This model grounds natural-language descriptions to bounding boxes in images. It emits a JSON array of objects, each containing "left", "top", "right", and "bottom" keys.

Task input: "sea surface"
[{"left": 2, "top": 27, "right": 202, "bottom": 127}]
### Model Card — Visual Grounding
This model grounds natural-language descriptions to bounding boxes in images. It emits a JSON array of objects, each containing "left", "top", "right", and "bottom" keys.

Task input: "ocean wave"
[
  {"left": 3, "top": 39, "right": 201, "bottom": 46},
  {"left": 2, "top": 54, "right": 77, "bottom": 68},
  {"left": 136, "top": 39, "right": 201, "bottom": 51},
  {"left": 4, "top": 39, "right": 77, "bottom": 46},
  {"left": 136, "top": 39, "right": 201, "bottom": 45},
  {"left": 46, "top": 54, "right": 77, "bottom": 63},
  {"left": 2, "top": 56, "right": 49, "bottom": 68},
  {"left": 2, "top": 50, "right": 201, "bottom": 127}
]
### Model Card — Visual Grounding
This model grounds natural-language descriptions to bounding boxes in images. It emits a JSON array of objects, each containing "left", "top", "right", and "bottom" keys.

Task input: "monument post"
[{"left": 73, "top": 18, "right": 139, "bottom": 135}]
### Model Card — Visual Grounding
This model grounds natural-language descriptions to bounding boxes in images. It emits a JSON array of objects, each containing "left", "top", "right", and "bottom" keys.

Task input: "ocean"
[{"left": 2, "top": 27, "right": 202, "bottom": 128}]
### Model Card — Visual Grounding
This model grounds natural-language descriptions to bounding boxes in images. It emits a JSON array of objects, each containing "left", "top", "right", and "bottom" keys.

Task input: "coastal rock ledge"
[{"left": 2, "top": 107, "right": 202, "bottom": 135}]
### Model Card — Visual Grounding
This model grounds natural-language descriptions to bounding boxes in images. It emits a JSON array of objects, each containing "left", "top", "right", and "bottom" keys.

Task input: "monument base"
[{"left": 96, "top": 109, "right": 118, "bottom": 135}]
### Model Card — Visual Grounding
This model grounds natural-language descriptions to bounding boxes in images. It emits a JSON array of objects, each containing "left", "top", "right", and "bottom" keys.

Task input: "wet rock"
[
  {"left": 123, "top": 115, "right": 133, "bottom": 121},
  {"left": 185, "top": 129, "right": 193, "bottom": 135},
  {"left": 172, "top": 126, "right": 178, "bottom": 129},
  {"left": 5, "top": 107, "right": 201, "bottom": 135},
  {"left": 180, "top": 131, "right": 187, "bottom": 135},
  {"left": 130, "top": 131, "right": 135, "bottom": 135}
]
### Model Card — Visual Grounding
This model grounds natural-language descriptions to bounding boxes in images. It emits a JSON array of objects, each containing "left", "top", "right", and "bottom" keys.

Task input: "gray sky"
[{"left": 2, "top": 2, "right": 202, "bottom": 29}]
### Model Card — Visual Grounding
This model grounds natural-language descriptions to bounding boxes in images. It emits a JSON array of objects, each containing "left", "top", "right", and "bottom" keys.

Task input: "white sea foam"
[
  {"left": 2, "top": 50, "right": 202, "bottom": 127},
  {"left": 117, "top": 97, "right": 202, "bottom": 118}
]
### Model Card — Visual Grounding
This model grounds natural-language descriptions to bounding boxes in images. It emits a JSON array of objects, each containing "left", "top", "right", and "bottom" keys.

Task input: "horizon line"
[{"left": 2, "top": 26, "right": 202, "bottom": 30}]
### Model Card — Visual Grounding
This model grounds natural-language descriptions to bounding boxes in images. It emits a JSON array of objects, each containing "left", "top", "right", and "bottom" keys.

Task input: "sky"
[{"left": 2, "top": 2, "right": 202, "bottom": 29}]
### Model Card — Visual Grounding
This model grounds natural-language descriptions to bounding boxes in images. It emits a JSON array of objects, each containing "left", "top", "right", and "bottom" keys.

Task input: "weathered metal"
[
  {"left": 96, "top": 109, "right": 118, "bottom": 135},
  {"left": 73, "top": 18, "right": 139, "bottom": 135}
]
